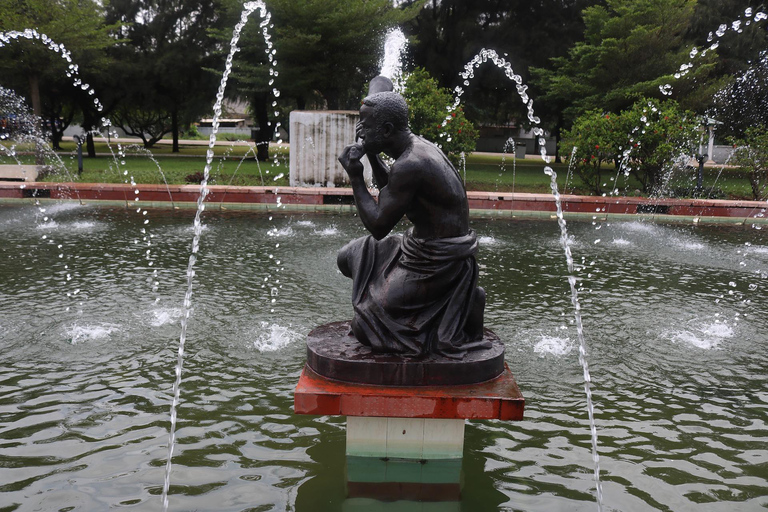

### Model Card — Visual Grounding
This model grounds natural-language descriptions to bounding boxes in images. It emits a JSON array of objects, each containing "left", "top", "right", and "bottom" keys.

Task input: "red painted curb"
[{"left": 1, "top": 182, "right": 765, "bottom": 219}]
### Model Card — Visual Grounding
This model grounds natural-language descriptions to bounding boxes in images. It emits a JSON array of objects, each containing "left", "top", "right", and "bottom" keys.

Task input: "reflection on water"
[{"left": 1, "top": 204, "right": 767, "bottom": 511}]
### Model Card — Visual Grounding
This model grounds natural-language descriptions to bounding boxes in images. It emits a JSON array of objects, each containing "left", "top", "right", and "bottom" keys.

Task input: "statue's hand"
[{"left": 339, "top": 143, "right": 365, "bottom": 178}]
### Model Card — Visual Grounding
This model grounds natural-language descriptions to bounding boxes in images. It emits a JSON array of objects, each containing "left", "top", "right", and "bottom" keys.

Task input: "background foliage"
[
  {"left": 0, "top": 0, "right": 766, "bottom": 193},
  {"left": 562, "top": 98, "right": 701, "bottom": 195},
  {"left": 731, "top": 125, "right": 768, "bottom": 199},
  {"left": 402, "top": 68, "right": 478, "bottom": 163}
]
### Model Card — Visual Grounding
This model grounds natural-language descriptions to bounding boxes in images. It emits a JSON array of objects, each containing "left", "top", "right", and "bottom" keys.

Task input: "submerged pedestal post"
[{"left": 293, "top": 321, "right": 524, "bottom": 503}]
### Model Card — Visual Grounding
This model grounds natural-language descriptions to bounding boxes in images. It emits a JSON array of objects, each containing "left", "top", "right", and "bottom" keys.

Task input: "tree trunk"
[
  {"left": 28, "top": 74, "right": 42, "bottom": 119},
  {"left": 172, "top": 108, "right": 179, "bottom": 153},
  {"left": 325, "top": 89, "right": 340, "bottom": 110},
  {"left": 49, "top": 113, "right": 62, "bottom": 150},
  {"left": 86, "top": 132, "right": 96, "bottom": 158},
  {"left": 750, "top": 173, "right": 761, "bottom": 200},
  {"left": 554, "top": 115, "right": 563, "bottom": 163},
  {"left": 28, "top": 74, "right": 45, "bottom": 165},
  {"left": 80, "top": 107, "right": 98, "bottom": 158},
  {"left": 252, "top": 92, "right": 273, "bottom": 161}
]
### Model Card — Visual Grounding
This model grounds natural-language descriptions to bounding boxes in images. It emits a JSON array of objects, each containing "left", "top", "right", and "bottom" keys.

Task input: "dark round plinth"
[{"left": 306, "top": 321, "right": 505, "bottom": 386}]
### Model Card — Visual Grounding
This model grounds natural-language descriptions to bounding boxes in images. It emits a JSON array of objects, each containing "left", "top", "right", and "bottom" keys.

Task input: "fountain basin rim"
[{"left": 1, "top": 182, "right": 766, "bottom": 224}]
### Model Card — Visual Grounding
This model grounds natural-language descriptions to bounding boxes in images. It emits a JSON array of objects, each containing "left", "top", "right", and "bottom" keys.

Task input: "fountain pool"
[{"left": 1, "top": 204, "right": 767, "bottom": 511}]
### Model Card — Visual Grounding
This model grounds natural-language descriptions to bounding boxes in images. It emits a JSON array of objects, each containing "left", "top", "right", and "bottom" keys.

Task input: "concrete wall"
[
  {"left": 289, "top": 111, "right": 371, "bottom": 187},
  {"left": 711, "top": 145, "right": 736, "bottom": 165}
]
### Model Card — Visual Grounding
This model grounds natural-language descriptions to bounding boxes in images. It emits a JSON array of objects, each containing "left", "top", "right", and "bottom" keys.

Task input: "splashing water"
[
  {"left": 379, "top": 28, "right": 408, "bottom": 88},
  {"left": 123, "top": 143, "right": 176, "bottom": 207},
  {"left": 451, "top": 49, "right": 551, "bottom": 163},
  {"left": 660, "top": 8, "right": 767, "bottom": 96},
  {"left": 670, "top": 321, "right": 734, "bottom": 350},
  {"left": 253, "top": 322, "right": 299, "bottom": 352},
  {"left": 314, "top": 226, "right": 339, "bottom": 236},
  {"left": 534, "top": 334, "right": 574, "bottom": 356},
  {"left": 499, "top": 137, "right": 517, "bottom": 199},
  {"left": 544, "top": 166, "right": 603, "bottom": 511},
  {"left": 65, "top": 323, "right": 119, "bottom": 345},
  {"left": 160, "top": 2, "right": 279, "bottom": 510},
  {"left": 0, "top": 88, "right": 88, "bottom": 309},
  {"left": 0, "top": 30, "right": 104, "bottom": 113},
  {"left": 564, "top": 146, "right": 578, "bottom": 194}
]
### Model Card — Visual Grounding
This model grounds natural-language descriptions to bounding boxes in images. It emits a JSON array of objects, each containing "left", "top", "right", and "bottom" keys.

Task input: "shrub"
[
  {"left": 184, "top": 171, "right": 205, "bottom": 184},
  {"left": 183, "top": 124, "right": 204, "bottom": 140},
  {"left": 730, "top": 126, "right": 768, "bottom": 200},
  {"left": 562, "top": 98, "right": 700, "bottom": 195},
  {"left": 560, "top": 110, "right": 621, "bottom": 195},
  {"left": 401, "top": 68, "right": 478, "bottom": 164},
  {"left": 617, "top": 99, "right": 701, "bottom": 195}
]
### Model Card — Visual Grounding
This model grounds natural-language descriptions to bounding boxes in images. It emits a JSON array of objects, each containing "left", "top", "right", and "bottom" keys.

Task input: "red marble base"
[{"left": 293, "top": 364, "right": 524, "bottom": 420}]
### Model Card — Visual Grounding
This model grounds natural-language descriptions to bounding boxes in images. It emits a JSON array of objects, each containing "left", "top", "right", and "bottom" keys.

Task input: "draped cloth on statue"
[{"left": 338, "top": 228, "right": 491, "bottom": 359}]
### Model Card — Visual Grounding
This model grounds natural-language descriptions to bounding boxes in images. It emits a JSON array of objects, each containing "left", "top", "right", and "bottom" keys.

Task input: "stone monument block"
[{"left": 289, "top": 111, "right": 372, "bottom": 187}]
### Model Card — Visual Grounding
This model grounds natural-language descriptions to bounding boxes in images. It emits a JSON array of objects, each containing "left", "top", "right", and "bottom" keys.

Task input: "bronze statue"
[{"left": 337, "top": 77, "right": 489, "bottom": 359}]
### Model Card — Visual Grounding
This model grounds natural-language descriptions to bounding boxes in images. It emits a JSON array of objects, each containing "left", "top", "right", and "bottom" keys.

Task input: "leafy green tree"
[
  {"left": 563, "top": 98, "right": 700, "bottom": 195},
  {"left": 688, "top": 0, "right": 768, "bottom": 77},
  {"left": 560, "top": 109, "right": 621, "bottom": 194},
  {"left": 231, "top": 0, "right": 420, "bottom": 160},
  {"left": 618, "top": 98, "right": 701, "bottom": 194},
  {"left": 711, "top": 51, "right": 768, "bottom": 138},
  {"left": 0, "top": 0, "right": 116, "bottom": 151},
  {"left": 730, "top": 126, "right": 768, "bottom": 200},
  {"left": 104, "top": 0, "right": 236, "bottom": 151},
  {"left": 402, "top": 1, "right": 595, "bottom": 111},
  {"left": 401, "top": 0, "right": 597, "bottom": 160},
  {"left": 532, "top": 0, "right": 706, "bottom": 128},
  {"left": 402, "top": 68, "right": 478, "bottom": 163}
]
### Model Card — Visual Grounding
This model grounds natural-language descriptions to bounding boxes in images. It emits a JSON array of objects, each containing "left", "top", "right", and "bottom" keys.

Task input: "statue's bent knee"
[{"left": 337, "top": 242, "right": 353, "bottom": 278}]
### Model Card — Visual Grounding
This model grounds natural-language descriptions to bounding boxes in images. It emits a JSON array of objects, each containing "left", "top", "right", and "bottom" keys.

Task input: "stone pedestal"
[
  {"left": 288, "top": 111, "right": 372, "bottom": 187},
  {"left": 345, "top": 456, "right": 463, "bottom": 507},
  {"left": 294, "top": 321, "right": 524, "bottom": 503},
  {"left": 347, "top": 417, "right": 464, "bottom": 459}
]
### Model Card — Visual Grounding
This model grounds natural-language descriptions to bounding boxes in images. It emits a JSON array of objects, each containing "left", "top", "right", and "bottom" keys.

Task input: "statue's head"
[
  {"left": 361, "top": 92, "right": 409, "bottom": 132},
  {"left": 358, "top": 91, "right": 409, "bottom": 154}
]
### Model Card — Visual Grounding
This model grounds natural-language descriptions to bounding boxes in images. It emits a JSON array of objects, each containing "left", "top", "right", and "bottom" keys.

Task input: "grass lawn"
[
  {"left": 462, "top": 153, "right": 755, "bottom": 199},
  {"left": 4, "top": 141, "right": 291, "bottom": 187},
  {"left": 0, "top": 139, "right": 757, "bottom": 199}
]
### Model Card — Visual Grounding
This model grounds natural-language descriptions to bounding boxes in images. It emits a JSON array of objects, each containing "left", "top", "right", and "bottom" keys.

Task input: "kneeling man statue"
[{"left": 337, "top": 77, "right": 489, "bottom": 359}]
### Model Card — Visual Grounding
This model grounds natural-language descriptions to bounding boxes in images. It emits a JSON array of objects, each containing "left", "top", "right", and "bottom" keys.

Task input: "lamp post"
[
  {"left": 73, "top": 135, "right": 83, "bottom": 176},
  {"left": 700, "top": 116, "right": 723, "bottom": 164}
]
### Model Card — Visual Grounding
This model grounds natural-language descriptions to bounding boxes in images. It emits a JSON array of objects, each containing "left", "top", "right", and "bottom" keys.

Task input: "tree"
[
  {"left": 730, "top": 126, "right": 768, "bottom": 200},
  {"left": 711, "top": 51, "right": 768, "bottom": 138},
  {"left": 402, "top": 0, "right": 597, "bottom": 160},
  {"left": 687, "top": 0, "right": 768, "bottom": 77},
  {"left": 230, "top": 0, "right": 420, "bottom": 160},
  {"left": 617, "top": 98, "right": 701, "bottom": 194},
  {"left": 562, "top": 98, "right": 700, "bottom": 195},
  {"left": 104, "top": 0, "right": 237, "bottom": 151},
  {"left": 560, "top": 109, "right": 621, "bottom": 194},
  {"left": 402, "top": 68, "right": 478, "bottom": 163},
  {"left": 532, "top": 0, "right": 704, "bottom": 128},
  {"left": 0, "top": 0, "right": 116, "bottom": 152}
]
